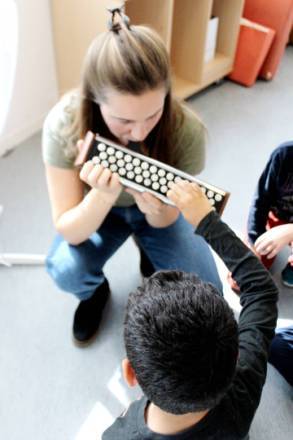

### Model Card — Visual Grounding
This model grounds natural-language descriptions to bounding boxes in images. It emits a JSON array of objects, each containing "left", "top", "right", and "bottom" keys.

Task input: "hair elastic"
[{"left": 107, "top": 6, "right": 131, "bottom": 33}]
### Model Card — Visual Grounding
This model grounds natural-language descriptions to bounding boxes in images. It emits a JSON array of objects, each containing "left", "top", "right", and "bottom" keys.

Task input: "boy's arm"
[{"left": 168, "top": 181, "right": 278, "bottom": 411}]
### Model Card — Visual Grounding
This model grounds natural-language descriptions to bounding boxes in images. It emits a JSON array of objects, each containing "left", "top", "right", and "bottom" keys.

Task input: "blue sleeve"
[{"left": 247, "top": 149, "right": 280, "bottom": 244}]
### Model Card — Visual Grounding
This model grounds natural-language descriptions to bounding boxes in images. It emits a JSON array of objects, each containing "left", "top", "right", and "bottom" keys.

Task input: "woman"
[{"left": 43, "top": 9, "right": 222, "bottom": 345}]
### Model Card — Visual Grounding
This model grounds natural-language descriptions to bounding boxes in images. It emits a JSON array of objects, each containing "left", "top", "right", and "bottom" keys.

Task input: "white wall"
[{"left": 0, "top": 0, "right": 58, "bottom": 156}]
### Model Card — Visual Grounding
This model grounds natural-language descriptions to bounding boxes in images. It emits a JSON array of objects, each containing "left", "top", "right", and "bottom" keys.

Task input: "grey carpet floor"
[{"left": 0, "top": 47, "right": 293, "bottom": 440}]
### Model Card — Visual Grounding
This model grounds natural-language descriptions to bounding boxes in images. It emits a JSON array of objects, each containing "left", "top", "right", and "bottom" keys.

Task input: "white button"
[
  {"left": 158, "top": 169, "right": 166, "bottom": 177},
  {"left": 97, "top": 143, "right": 106, "bottom": 151},
  {"left": 141, "top": 161, "right": 149, "bottom": 170},
  {"left": 144, "top": 179, "right": 151, "bottom": 186},
  {"left": 166, "top": 172, "right": 174, "bottom": 180},
  {"left": 215, "top": 194, "right": 223, "bottom": 202},
  {"left": 107, "top": 147, "right": 115, "bottom": 155},
  {"left": 117, "top": 159, "right": 125, "bottom": 167},
  {"left": 133, "top": 158, "right": 140, "bottom": 166},
  {"left": 159, "top": 177, "right": 167, "bottom": 185},
  {"left": 135, "top": 175, "right": 143, "bottom": 183},
  {"left": 115, "top": 151, "right": 123, "bottom": 159},
  {"left": 134, "top": 166, "right": 142, "bottom": 174},
  {"left": 151, "top": 174, "right": 158, "bottom": 182},
  {"left": 124, "top": 154, "right": 132, "bottom": 162},
  {"left": 142, "top": 170, "right": 150, "bottom": 178},
  {"left": 207, "top": 190, "right": 214, "bottom": 198},
  {"left": 174, "top": 176, "right": 182, "bottom": 183},
  {"left": 150, "top": 165, "right": 157, "bottom": 173},
  {"left": 101, "top": 160, "right": 109, "bottom": 168},
  {"left": 127, "top": 171, "right": 135, "bottom": 179},
  {"left": 160, "top": 185, "right": 168, "bottom": 193},
  {"left": 118, "top": 168, "right": 126, "bottom": 176},
  {"left": 152, "top": 182, "right": 160, "bottom": 190},
  {"left": 125, "top": 163, "right": 133, "bottom": 171},
  {"left": 108, "top": 155, "right": 116, "bottom": 163},
  {"left": 110, "top": 164, "right": 118, "bottom": 172},
  {"left": 99, "top": 151, "right": 108, "bottom": 160}
]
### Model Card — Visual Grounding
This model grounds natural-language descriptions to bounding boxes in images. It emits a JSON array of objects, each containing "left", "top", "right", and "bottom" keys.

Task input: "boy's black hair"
[{"left": 124, "top": 270, "right": 239, "bottom": 414}]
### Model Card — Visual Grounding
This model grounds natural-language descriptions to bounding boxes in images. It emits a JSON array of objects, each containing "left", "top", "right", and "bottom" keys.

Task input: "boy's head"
[{"left": 124, "top": 271, "right": 238, "bottom": 415}]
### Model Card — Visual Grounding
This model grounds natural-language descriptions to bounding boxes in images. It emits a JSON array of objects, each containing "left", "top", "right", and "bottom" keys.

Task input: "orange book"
[
  {"left": 229, "top": 18, "right": 275, "bottom": 87},
  {"left": 243, "top": 0, "right": 293, "bottom": 80}
]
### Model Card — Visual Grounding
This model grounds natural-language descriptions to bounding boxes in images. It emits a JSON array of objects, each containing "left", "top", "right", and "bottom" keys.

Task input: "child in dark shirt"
[
  {"left": 229, "top": 141, "right": 293, "bottom": 291},
  {"left": 269, "top": 325, "right": 293, "bottom": 386},
  {"left": 102, "top": 181, "right": 278, "bottom": 440},
  {"left": 247, "top": 141, "right": 293, "bottom": 286}
]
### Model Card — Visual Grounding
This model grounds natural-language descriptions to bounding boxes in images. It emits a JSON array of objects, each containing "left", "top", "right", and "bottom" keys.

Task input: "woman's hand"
[
  {"left": 79, "top": 157, "right": 122, "bottom": 202},
  {"left": 126, "top": 188, "right": 179, "bottom": 227},
  {"left": 126, "top": 188, "right": 164, "bottom": 215},
  {"left": 254, "top": 224, "right": 293, "bottom": 259},
  {"left": 167, "top": 180, "right": 213, "bottom": 228}
]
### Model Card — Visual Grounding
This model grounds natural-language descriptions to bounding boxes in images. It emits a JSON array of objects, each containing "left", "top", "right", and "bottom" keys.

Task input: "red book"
[
  {"left": 243, "top": 0, "right": 293, "bottom": 80},
  {"left": 229, "top": 19, "right": 275, "bottom": 87}
]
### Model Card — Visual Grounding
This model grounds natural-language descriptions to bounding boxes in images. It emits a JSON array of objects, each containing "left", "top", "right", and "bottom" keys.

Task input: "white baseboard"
[{"left": 0, "top": 115, "right": 46, "bottom": 157}]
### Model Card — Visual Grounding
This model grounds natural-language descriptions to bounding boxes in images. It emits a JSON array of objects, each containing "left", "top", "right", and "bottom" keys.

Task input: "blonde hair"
[{"left": 65, "top": 15, "right": 184, "bottom": 165}]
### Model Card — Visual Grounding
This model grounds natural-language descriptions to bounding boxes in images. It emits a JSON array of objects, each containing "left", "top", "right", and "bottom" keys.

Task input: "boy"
[
  {"left": 229, "top": 141, "right": 293, "bottom": 291},
  {"left": 102, "top": 181, "right": 278, "bottom": 439},
  {"left": 247, "top": 141, "right": 293, "bottom": 286}
]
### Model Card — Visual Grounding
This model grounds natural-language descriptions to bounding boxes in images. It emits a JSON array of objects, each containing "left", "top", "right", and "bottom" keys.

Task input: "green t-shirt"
[{"left": 42, "top": 92, "right": 206, "bottom": 207}]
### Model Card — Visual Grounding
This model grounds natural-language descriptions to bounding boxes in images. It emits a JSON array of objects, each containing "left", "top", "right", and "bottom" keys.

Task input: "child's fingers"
[
  {"left": 167, "top": 181, "right": 184, "bottom": 199},
  {"left": 255, "top": 240, "right": 274, "bottom": 256},
  {"left": 266, "top": 249, "right": 277, "bottom": 259},
  {"left": 167, "top": 187, "right": 181, "bottom": 204}
]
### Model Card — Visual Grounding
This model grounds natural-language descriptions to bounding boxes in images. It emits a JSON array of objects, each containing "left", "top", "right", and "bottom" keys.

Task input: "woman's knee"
[{"left": 46, "top": 241, "right": 99, "bottom": 292}]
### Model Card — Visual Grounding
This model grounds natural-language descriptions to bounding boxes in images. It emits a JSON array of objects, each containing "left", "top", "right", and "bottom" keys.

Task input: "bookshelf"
[
  {"left": 125, "top": 0, "right": 245, "bottom": 99},
  {"left": 51, "top": 0, "right": 244, "bottom": 99}
]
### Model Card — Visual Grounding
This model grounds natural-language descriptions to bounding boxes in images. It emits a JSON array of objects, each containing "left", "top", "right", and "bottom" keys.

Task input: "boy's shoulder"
[
  {"left": 102, "top": 392, "right": 249, "bottom": 439},
  {"left": 102, "top": 396, "right": 146, "bottom": 439}
]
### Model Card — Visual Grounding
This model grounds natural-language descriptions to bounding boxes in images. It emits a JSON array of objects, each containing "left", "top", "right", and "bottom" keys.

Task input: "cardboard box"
[{"left": 204, "top": 16, "right": 219, "bottom": 63}]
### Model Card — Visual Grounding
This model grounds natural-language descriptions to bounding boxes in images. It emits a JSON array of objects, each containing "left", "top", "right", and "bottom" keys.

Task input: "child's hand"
[
  {"left": 79, "top": 158, "right": 122, "bottom": 201},
  {"left": 254, "top": 224, "right": 293, "bottom": 259},
  {"left": 167, "top": 180, "right": 213, "bottom": 228}
]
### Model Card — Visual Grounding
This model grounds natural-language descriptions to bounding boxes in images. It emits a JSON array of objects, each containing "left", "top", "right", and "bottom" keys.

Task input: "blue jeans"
[
  {"left": 269, "top": 326, "right": 293, "bottom": 386},
  {"left": 46, "top": 205, "right": 222, "bottom": 300}
]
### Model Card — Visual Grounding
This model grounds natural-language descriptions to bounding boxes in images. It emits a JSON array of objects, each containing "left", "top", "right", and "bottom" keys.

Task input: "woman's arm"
[{"left": 45, "top": 162, "right": 122, "bottom": 245}]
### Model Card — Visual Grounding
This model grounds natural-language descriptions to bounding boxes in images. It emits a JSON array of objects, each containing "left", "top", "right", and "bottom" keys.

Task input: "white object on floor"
[
  {"left": 0, "top": 253, "right": 46, "bottom": 266},
  {"left": 107, "top": 367, "right": 132, "bottom": 408},
  {"left": 0, "top": 205, "right": 46, "bottom": 266},
  {"left": 75, "top": 402, "right": 114, "bottom": 440}
]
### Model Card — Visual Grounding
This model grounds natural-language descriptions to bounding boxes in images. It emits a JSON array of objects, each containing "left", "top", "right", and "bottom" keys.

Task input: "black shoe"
[
  {"left": 73, "top": 279, "right": 110, "bottom": 346},
  {"left": 133, "top": 235, "right": 155, "bottom": 277},
  {"left": 139, "top": 246, "right": 155, "bottom": 278}
]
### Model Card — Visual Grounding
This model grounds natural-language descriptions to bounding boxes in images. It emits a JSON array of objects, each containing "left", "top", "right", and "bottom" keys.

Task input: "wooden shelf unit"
[
  {"left": 51, "top": 0, "right": 244, "bottom": 99},
  {"left": 125, "top": 0, "right": 244, "bottom": 99}
]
